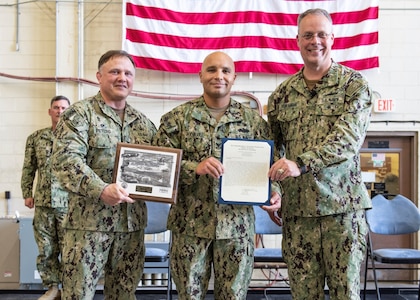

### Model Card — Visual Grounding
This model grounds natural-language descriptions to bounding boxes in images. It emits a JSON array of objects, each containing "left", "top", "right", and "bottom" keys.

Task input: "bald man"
[{"left": 153, "top": 51, "right": 282, "bottom": 299}]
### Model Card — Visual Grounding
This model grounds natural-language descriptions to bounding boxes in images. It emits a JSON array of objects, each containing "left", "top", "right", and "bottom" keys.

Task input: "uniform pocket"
[
  {"left": 315, "top": 94, "right": 345, "bottom": 116},
  {"left": 181, "top": 131, "right": 211, "bottom": 160},
  {"left": 276, "top": 104, "right": 300, "bottom": 141}
]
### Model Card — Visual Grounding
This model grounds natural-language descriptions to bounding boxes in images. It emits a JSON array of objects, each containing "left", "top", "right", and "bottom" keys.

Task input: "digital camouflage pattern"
[
  {"left": 268, "top": 61, "right": 373, "bottom": 300},
  {"left": 154, "top": 96, "right": 281, "bottom": 300},
  {"left": 52, "top": 92, "right": 156, "bottom": 299},
  {"left": 170, "top": 232, "right": 254, "bottom": 300},
  {"left": 33, "top": 206, "right": 66, "bottom": 287},
  {"left": 154, "top": 96, "right": 281, "bottom": 239},
  {"left": 21, "top": 127, "right": 68, "bottom": 288},
  {"left": 52, "top": 92, "right": 157, "bottom": 232},
  {"left": 282, "top": 210, "right": 368, "bottom": 300},
  {"left": 21, "top": 127, "right": 68, "bottom": 208},
  {"left": 267, "top": 61, "right": 372, "bottom": 217},
  {"left": 60, "top": 229, "right": 144, "bottom": 300}
]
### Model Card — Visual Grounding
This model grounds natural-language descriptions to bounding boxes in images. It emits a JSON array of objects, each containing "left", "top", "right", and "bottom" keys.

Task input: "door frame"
[
  {"left": 362, "top": 131, "right": 419, "bottom": 282},
  {"left": 363, "top": 131, "right": 418, "bottom": 205}
]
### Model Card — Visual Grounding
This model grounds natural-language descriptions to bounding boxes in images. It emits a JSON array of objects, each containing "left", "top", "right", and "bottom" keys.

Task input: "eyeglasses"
[{"left": 300, "top": 32, "right": 331, "bottom": 40}]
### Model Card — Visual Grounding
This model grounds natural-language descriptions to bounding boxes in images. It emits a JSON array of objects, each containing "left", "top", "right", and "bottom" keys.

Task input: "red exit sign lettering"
[{"left": 374, "top": 98, "right": 395, "bottom": 113}]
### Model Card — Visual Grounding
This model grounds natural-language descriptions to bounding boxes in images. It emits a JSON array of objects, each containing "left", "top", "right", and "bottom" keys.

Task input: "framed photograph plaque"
[{"left": 112, "top": 143, "right": 182, "bottom": 204}]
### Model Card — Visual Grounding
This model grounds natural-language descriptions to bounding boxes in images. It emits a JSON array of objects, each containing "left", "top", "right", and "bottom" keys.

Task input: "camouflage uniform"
[
  {"left": 267, "top": 62, "right": 373, "bottom": 300},
  {"left": 52, "top": 92, "right": 157, "bottom": 300},
  {"left": 154, "top": 96, "right": 281, "bottom": 300},
  {"left": 21, "top": 127, "right": 68, "bottom": 288}
]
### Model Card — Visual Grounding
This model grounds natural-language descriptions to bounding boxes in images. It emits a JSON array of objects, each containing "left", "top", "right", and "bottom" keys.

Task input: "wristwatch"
[{"left": 296, "top": 158, "right": 309, "bottom": 175}]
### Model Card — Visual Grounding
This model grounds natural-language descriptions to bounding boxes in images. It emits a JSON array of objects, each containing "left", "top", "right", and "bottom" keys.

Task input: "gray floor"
[
  {"left": 1, "top": 279, "right": 419, "bottom": 299},
  {"left": 0, "top": 290, "right": 418, "bottom": 300}
]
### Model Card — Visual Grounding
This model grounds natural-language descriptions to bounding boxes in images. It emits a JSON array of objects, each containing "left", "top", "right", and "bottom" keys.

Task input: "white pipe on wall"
[{"left": 78, "top": 0, "right": 84, "bottom": 101}]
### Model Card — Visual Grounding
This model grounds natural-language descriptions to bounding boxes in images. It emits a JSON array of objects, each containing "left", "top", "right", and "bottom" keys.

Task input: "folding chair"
[
  {"left": 363, "top": 194, "right": 420, "bottom": 300},
  {"left": 143, "top": 201, "right": 172, "bottom": 299},
  {"left": 251, "top": 206, "right": 287, "bottom": 292}
]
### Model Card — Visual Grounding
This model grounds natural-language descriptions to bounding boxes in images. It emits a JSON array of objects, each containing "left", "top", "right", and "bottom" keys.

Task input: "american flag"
[{"left": 123, "top": 0, "right": 379, "bottom": 74}]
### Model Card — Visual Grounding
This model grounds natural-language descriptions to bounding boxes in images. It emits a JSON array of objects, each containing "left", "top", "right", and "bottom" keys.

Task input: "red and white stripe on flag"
[{"left": 122, "top": 0, "right": 379, "bottom": 74}]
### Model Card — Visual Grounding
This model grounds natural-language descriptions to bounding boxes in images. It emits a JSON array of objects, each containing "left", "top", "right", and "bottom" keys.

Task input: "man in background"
[
  {"left": 21, "top": 95, "right": 71, "bottom": 300},
  {"left": 52, "top": 50, "right": 157, "bottom": 300},
  {"left": 268, "top": 8, "right": 373, "bottom": 300}
]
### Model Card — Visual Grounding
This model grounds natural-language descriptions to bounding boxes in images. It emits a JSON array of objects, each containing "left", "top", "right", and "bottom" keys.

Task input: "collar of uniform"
[{"left": 191, "top": 96, "right": 244, "bottom": 125}]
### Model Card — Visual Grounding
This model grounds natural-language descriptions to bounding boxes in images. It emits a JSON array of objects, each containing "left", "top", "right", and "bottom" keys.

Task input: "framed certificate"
[
  {"left": 112, "top": 143, "right": 182, "bottom": 204},
  {"left": 218, "top": 138, "right": 273, "bottom": 205}
]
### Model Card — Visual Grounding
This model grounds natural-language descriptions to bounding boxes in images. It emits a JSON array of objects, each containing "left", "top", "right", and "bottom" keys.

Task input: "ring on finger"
[{"left": 277, "top": 168, "right": 285, "bottom": 175}]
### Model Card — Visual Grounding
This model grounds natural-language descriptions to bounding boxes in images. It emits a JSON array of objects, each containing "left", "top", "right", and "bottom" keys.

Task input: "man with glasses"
[{"left": 267, "top": 8, "right": 373, "bottom": 300}]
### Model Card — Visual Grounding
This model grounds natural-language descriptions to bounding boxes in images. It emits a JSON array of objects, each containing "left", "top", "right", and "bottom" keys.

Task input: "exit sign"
[{"left": 374, "top": 98, "right": 395, "bottom": 113}]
